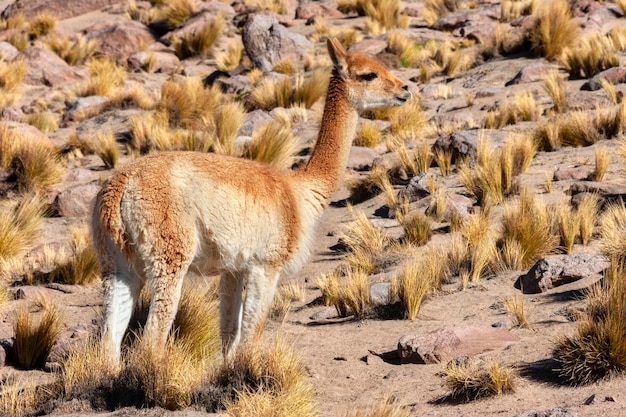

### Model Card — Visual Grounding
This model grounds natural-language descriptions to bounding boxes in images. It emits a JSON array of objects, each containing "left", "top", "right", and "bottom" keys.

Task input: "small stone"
[
  {"left": 604, "top": 396, "right": 616, "bottom": 402},
  {"left": 383, "top": 370, "right": 398, "bottom": 379},
  {"left": 334, "top": 356, "right": 347, "bottom": 361},
  {"left": 583, "top": 394, "right": 596, "bottom": 405},
  {"left": 491, "top": 321, "right": 507, "bottom": 328}
]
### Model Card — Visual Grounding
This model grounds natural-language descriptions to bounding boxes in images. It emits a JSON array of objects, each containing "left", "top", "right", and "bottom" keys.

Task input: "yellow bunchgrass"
[
  {"left": 577, "top": 193, "right": 599, "bottom": 245},
  {"left": 609, "top": 25, "right": 626, "bottom": 51},
  {"left": 61, "top": 338, "right": 117, "bottom": 399},
  {"left": 216, "top": 39, "right": 243, "bottom": 72},
  {"left": 213, "top": 101, "right": 246, "bottom": 156},
  {"left": 28, "top": 13, "right": 56, "bottom": 38},
  {"left": 483, "top": 91, "right": 541, "bottom": 129},
  {"left": 593, "top": 145, "right": 610, "bottom": 182},
  {"left": 48, "top": 225, "right": 100, "bottom": 285},
  {"left": 243, "top": 118, "right": 297, "bottom": 170},
  {"left": 427, "top": 186, "right": 447, "bottom": 221},
  {"left": 0, "top": 195, "right": 44, "bottom": 260},
  {"left": 345, "top": 165, "right": 389, "bottom": 202},
  {"left": 543, "top": 70, "right": 567, "bottom": 114},
  {"left": 270, "top": 282, "right": 306, "bottom": 321},
  {"left": 433, "top": 147, "right": 453, "bottom": 176},
  {"left": 530, "top": 0, "right": 578, "bottom": 60},
  {"left": 500, "top": 0, "right": 537, "bottom": 21},
  {"left": 423, "top": 0, "right": 459, "bottom": 26},
  {"left": 599, "top": 202, "right": 626, "bottom": 264},
  {"left": 389, "top": 96, "right": 425, "bottom": 135},
  {"left": 25, "top": 111, "right": 58, "bottom": 133},
  {"left": 392, "top": 255, "right": 438, "bottom": 320},
  {"left": 562, "top": 33, "right": 619, "bottom": 79},
  {"left": 388, "top": 31, "right": 424, "bottom": 68},
  {"left": 552, "top": 261, "right": 626, "bottom": 385},
  {"left": 504, "top": 294, "right": 530, "bottom": 328},
  {"left": 0, "top": 12, "right": 26, "bottom": 30},
  {"left": 399, "top": 210, "right": 432, "bottom": 246},
  {"left": 556, "top": 200, "right": 579, "bottom": 253},
  {"left": 245, "top": 0, "right": 287, "bottom": 14},
  {"left": 91, "top": 131, "right": 119, "bottom": 169},
  {"left": 0, "top": 59, "right": 26, "bottom": 106},
  {"left": 0, "top": 373, "right": 38, "bottom": 417},
  {"left": 220, "top": 337, "right": 317, "bottom": 417},
  {"left": 14, "top": 298, "right": 65, "bottom": 369},
  {"left": 500, "top": 189, "right": 558, "bottom": 269},
  {"left": 11, "top": 138, "right": 64, "bottom": 193},
  {"left": 158, "top": 76, "right": 223, "bottom": 129},
  {"left": 341, "top": 211, "right": 388, "bottom": 273},
  {"left": 355, "top": 121, "right": 382, "bottom": 147},
  {"left": 172, "top": 13, "right": 224, "bottom": 59},
  {"left": 443, "top": 359, "right": 516, "bottom": 401},
  {"left": 47, "top": 34, "right": 97, "bottom": 65},
  {"left": 159, "top": 0, "right": 197, "bottom": 29},
  {"left": 81, "top": 58, "right": 127, "bottom": 97}
]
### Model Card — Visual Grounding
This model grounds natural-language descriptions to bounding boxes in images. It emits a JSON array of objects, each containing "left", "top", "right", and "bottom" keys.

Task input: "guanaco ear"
[{"left": 327, "top": 38, "right": 348, "bottom": 78}]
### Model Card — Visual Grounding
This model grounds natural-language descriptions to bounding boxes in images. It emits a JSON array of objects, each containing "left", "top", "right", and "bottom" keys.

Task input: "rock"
[
  {"left": 432, "top": 129, "right": 507, "bottom": 163},
  {"left": 295, "top": 2, "right": 343, "bottom": 20},
  {"left": 17, "top": 47, "right": 87, "bottom": 87},
  {"left": 518, "top": 254, "right": 609, "bottom": 294},
  {"left": 0, "top": 338, "right": 15, "bottom": 366},
  {"left": 398, "top": 174, "right": 431, "bottom": 203},
  {"left": 14, "top": 286, "right": 60, "bottom": 300},
  {"left": 0, "top": 41, "right": 19, "bottom": 61},
  {"left": 242, "top": 13, "right": 313, "bottom": 72},
  {"left": 347, "top": 146, "right": 379, "bottom": 171},
  {"left": 239, "top": 109, "right": 273, "bottom": 136},
  {"left": 62, "top": 96, "right": 109, "bottom": 127},
  {"left": 569, "top": 181, "right": 626, "bottom": 207},
  {"left": 1, "top": 0, "right": 116, "bottom": 20},
  {"left": 397, "top": 327, "right": 519, "bottom": 364},
  {"left": 4, "top": 121, "right": 52, "bottom": 145},
  {"left": 431, "top": 4, "right": 500, "bottom": 31},
  {"left": 127, "top": 50, "right": 180, "bottom": 73},
  {"left": 53, "top": 182, "right": 101, "bottom": 218},
  {"left": 506, "top": 62, "right": 560, "bottom": 86},
  {"left": 86, "top": 20, "right": 156, "bottom": 63},
  {"left": 581, "top": 67, "right": 626, "bottom": 91},
  {"left": 553, "top": 166, "right": 593, "bottom": 182},
  {"left": 370, "top": 282, "right": 391, "bottom": 306},
  {"left": 383, "top": 370, "right": 398, "bottom": 379},
  {"left": 347, "top": 38, "right": 388, "bottom": 56},
  {"left": 160, "top": 11, "right": 222, "bottom": 46},
  {"left": 440, "top": 193, "right": 473, "bottom": 220},
  {"left": 513, "top": 408, "right": 580, "bottom": 417},
  {"left": 48, "top": 324, "right": 95, "bottom": 363},
  {"left": 309, "top": 307, "right": 336, "bottom": 320},
  {"left": 454, "top": 21, "right": 498, "bottom": 45},
  {"left": 214, "top": 74, "right": 251, "bottom": 95}
]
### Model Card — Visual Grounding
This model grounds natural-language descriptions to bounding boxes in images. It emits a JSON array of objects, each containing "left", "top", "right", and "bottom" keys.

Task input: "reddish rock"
[
  {"left": 0, "top": 41, "right": 19, "bottom": 61},
  {"left": 506, "top": 62, "right": 561, "bottom": 86},
  {"left": 553, "top": 166, "right": 593, "bottom": 182},
  {"left": 518, "top": 254, "right": 609, "bottom": 294},
  {"left": 431, "top": 5, "right": 500, "bottom": 31},
  {"left": 347, "top": 39, "right": 387, "bottom": 56},
  {"left": 581, "top": 67, "right": 626, "bottom": 91},
  {"left": 1, "top": 0, "right": 116, "bottom": 20},
  {"left": 128, "top": 50, "right": 180, "bottom": 73},
  {"left": 17, "top": 47, "right": 86, "bottom": 87},
  {"left": 86, "top": 20, "right": 156, "bottom": 63},
  {"left": 53, "top": 182, "right": 101, "bottom": 218},
  {"left": 61, "top": 96, "right": 109, "bottom": 127},
  {"left": 4, "top": 121, "right": 52, "bottom": 145},
  {"left": 295, "top": 2, "right": 343, "bottom": 20},
  {"left": 398, "top": 327, "right": 520, "bottom": 364}
]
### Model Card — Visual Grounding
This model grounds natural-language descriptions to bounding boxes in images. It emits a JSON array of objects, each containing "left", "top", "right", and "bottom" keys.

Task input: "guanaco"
[{"left": 93, "top": 38, "right": 411, "bottom": 362}]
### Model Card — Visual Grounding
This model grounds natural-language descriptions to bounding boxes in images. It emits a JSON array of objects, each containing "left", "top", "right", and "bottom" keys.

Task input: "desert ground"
[{"left": 0, "top": 0, "right": 625, "bottom": 416}]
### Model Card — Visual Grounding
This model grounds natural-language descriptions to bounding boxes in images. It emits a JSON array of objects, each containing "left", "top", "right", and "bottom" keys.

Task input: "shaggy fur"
[{"left": 93, "top": 38, "right": 411, "bottom": 362}]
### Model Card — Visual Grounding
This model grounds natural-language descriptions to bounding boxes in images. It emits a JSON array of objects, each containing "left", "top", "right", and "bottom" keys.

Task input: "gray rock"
[
  {"left": 1, "top": 0, "right": 115, "bottom": 20},
  {"left": 0, "top": 338, "right": 14, "bottom": 366},
  {"left": 553, "top": 166, "right": 593, "bottom": 182},
  {"left": 295, "top": 2, "right": 343, "bottom": 20},
  {"left": 239, "top": 109, "right": 273, "bottom": 136},
  {"left": 370, "top": 282, "right": 391, "bottom": 306},
  {"left": 127, "top": 50, "right": 180, "bottom": 74},
  {"left": 398, "top": 174, "right": 431, "bottom": 203},
  {"left": 242, "top": 14, "right": 313, "bottom": 72},
  {"left": 62, "top": 96, "right": 109, "bottom": 126},
  {"left": 216, "top": 74, "right": 252, "bottom": 95},
  {"left": 0, "top": 41, "right": 18, "bottom": 61},
  {"left": 86, "top": 20, "right": 156, "bottom": 63},
  {"left": 18, "top": 47, "right": 87, "bottom": 87},
  {"left": 569, "top": 181, "right": 626, "bottom": 207},
  {"left": 518, "top": 254, "right": 609, "bottom": 294},
  {"left": 309, "top": 307, "right": 336, "bottom": 320},
  {"left": 347, "top": 38, "right": 387, "bottom": 56},
  {"left": 53, "top": 182, "right": 101, "bottom": 218},
  {"left": 506, "top": 62, "right": 561, "bottom": 86},
  {"left": 398, "top": 327, "right": 519, "bottom": 364},
  {"left": 347, "top": 146, "right": 379, "bottom": 171},
  {"left": 431, "top": 4, "right": 500, "bottom": 31}
]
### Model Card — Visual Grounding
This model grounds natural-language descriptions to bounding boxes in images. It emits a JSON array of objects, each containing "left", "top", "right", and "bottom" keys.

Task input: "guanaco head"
[{"left": 327, "top": 38, "right": 411, "bottom": 113}]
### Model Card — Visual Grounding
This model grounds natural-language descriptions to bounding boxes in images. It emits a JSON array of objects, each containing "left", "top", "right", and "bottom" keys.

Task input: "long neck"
[{"left": 296, "top": 71, "right": 359, "bottom": 200}]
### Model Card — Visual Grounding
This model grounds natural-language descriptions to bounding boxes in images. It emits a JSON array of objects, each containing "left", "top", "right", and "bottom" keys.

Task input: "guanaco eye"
[{"left": 360, "top": 72, "right": 378, "bottom": 81}]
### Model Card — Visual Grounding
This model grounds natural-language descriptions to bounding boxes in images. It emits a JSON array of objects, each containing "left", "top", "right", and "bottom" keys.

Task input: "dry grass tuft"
[
  {"left": 28, "top": 13, "right": 56, "bottom": 38},
  {"left": 562, "top": 33, "right": 619, "bottom": 79},
  {"left": 555, "top": 200, "right": 578, "bottom": 253},
  {"left": 399, "top": 210, "right": 432, "bottom": 246},
  {"left": 599, "top": 78, "right": 619, "bottom": 105},
  {"left": 14, "top": 299, "right": 64, "bottom": 369},
  {"left": 25, "top": 111, "right": 58, "bottom": 133},
  {"left": 543, "top": 70, "right": 567, "bottom": 114},
  {"left": 483, "top": 91, "right": 541, "bottom": 129},
  {"left": 91, "top": 131, "right": 119, "bottom": 169},
  {"left": 216, "top": 39, "right": 243, "bottom": 72},
  {"left": 159, "top": 0, "right": 197, "bottom": 29},
  {"left": 172, "top": 13, "right": 224, "bottom": 59},
  {"left": 61, "top": 338, "right": 117, "bottom": 399},
  {"left": 500, "top": 189, "right": 558, "bottom": 269},
  {"left": 443, "top": 359, "right": 516, "bottom": 401},
  {"left": 553, "top": 261, "right": 626, "bottom": 385},
  {"left": 0, "top": 374, "right": 39, "bottom": 417},
  {"left": 219, "top": 337, "right": 317, "bottom": 417},
  {"left": 389, "top": 96, "right": 425, "bottom": 136},
  {"left": 422, "top": 0, "right": 459, "bottom": 26},
  {"left": 341, "top": 397, "right": 410, "bottom": 417},
  {"left": 270, "top": 282, "right": 305, "bottom": 320},
  {"left": 0, "top": 194, "right": 45, "bottom": 261},
  {"left": 243, "top": 118, "right": 297, "bottom": 170},
  {"left": 599, "top": 202, "right": 626, "bottom": 264},
  {"left": 47, "top": 34, "right": 97, "bottom": 65},
  {"left": 504, "top": 294, "right": 530, "bottom": 328},
  {"left": 392, "top": 255, "right": 438, "bottom": 320},
  {"left": 577, "top": 193, "right": 599, "bottom": 245},
  {"left": 355, "top": 121, "right": 382, "bottom": 148},
  {"left": 0, "top": 59, "right": 26, "bottom": 106},
  {"left": 530, "top": 0, "right": 578, "bottom": 60},
  {"left": 593, "top": 145, "right": 611, "bottom": 182},
  {"left": 49, "top": 226, "right": 100, "bottom": 285},
  {"left": 81, "top": 58, "right": 127, "bottom": 97}
]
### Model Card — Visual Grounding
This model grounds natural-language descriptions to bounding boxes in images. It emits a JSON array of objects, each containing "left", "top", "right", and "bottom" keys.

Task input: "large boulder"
[
  {"left": 242, "top": 13, "right": 313, "bottom": 72},
  {"left": 397, "top": 327, "right": 520, "bottom": 364},
  {"left": 86, "top": 20, "right": 157, "bottom": 63},
  {"left": 17, "top": 47, "right": 86, "bottom": 87},
  {"left": 517, "top": 254, "right": 609, "bottom": 294},
  {"left": 295, "top": 2, "right": 343, "bottom": 20},
  {"left": 128, "top": 50, "right": 180, "bottom": 74},
  {"left": 581, "top": 67, "right": 626, "bottom": 91},
  {"left": 53, "top": 182, "right": 101, "bottom": 218},
  {"left": 1, "top": 0, "right": 116, "bottom": 20}
]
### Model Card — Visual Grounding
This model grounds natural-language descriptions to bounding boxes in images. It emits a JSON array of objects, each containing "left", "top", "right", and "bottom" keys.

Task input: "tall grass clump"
[
  {"left": 0, "top": 375, "right": 39, "bottom": 417},
  {"left": 218, "top": 337, "right": 317, "bottom": 417},
  {"left": 499, "top": 189, "right": 558, "bottom": 269},
  {"left": 391, "top": 254, "right": 440, "bottom": 320},
  {"left": 442, "top": 359, "right": 516, "bottom": 401},
  {"left": 0, "top": 59, "right": 26, "bottom": 106},
  {"left": 14, "top": 299, "right": 65, "bottom": 369},
  {"left": 82, "top": 58, "right": 127, "bottom": 97},
  {"left": 243, "top": 118, "right": 298, "bottom": 170},
  {"left": 341, "top": 397, "right": 409, "bottom": 417},
  {"left": 562, "top": 33, "right": 619, "bottom": 79},
  {"left": 172, "top": 13, "right": 224, "bottom": 59},
  {"left": 48, "top": 226, "right": 99, "bottom": 285},
  {"left": 340, "top": 211, "right": 388, "bottom": 274},
  {"left": 552, "top": 261, "right": 626, "bottom": 385},
  {"left": 530, "top": 0, "right": 578, "bottom": 60},
  {"left": 47, "top": 34, "right": 97, "bottom": 65},
  {"left": 0, "top": 194, "right": 44, "bottom": 260}
]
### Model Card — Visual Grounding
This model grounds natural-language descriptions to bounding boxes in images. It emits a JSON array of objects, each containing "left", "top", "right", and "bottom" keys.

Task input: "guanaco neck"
[{"left": 296, "top": 70, "right": 359, "bottom": 202}]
